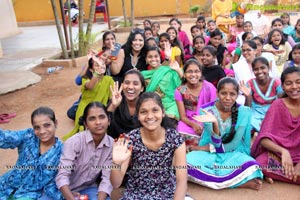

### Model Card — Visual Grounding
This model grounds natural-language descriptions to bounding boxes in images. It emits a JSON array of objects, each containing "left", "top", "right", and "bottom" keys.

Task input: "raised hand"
[
  {"left": 93, "top": 56, "right": 106, "bottom": 75},
  {"left": 192, "top": 110, "right": 217, "bottom": 123},
  {"left": 169, "top": 60, "right": 180, "bottom": 71},
  {"left": 112, "top": 134, "right": 132, "bottom": 165},
  {"left": 239, "top": 81, "right": 251, "bottom": 97},
  {"left": 109, "top": 81, "right": 123, "bottom": 108},
  {"left": 164, "top": 42, "right": 172, "bottom": 59}
]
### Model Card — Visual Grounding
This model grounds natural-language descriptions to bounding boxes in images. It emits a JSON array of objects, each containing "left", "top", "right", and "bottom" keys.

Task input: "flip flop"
[
  {"left": 0, "top": 113, "right": 17, "bottom": 120},
  {"left": 0, "top": 116, "right": 10, "bottom": 124}
]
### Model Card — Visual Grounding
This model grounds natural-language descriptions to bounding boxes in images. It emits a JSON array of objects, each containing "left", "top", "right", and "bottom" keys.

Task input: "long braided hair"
[{"left": 216, "top": 77, "right": 239, "bottom": 144}]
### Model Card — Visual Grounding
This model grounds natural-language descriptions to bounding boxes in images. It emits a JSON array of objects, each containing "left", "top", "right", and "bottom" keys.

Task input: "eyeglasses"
[
  {"left": 185, "top": 70, "right": 201, "bottom": 74},
  {"left": 131, "top": 28, "right": 145, "bottom": 34},
  {"left": 242, "top": 48, "right": 254, "bottom": 53}
]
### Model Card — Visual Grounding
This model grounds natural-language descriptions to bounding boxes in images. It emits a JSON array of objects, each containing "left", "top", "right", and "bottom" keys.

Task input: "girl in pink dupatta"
[{"left": 251, "top": 67, "right": 300, "bottom": 185}]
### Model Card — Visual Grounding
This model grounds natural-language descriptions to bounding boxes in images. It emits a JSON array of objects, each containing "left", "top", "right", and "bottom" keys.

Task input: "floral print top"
[
  {"left": 0, "top": 128, "right": 63, "bottom": 200},
  {"left": 121, "top": 128, "right": 184, "bottom": 200}
]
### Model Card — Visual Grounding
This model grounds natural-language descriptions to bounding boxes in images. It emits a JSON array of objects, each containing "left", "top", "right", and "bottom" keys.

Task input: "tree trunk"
[
  {"left": 84, "top": 0, "right": 97, "bottom": 56},
  {"left": 50, "top": 0, "right": 68, "bottom": 59},
  {"left": 130, "top": 0, "right": 134, "bottom": 28},
  {"left": 78, "top": 0, "right": 85, "bottom": 57},
  {"left": 121, "top": 0, "right": 127, "bottom": 27},
  {"left": 67, "top": 0, "right": 75, "bottom": 59}
]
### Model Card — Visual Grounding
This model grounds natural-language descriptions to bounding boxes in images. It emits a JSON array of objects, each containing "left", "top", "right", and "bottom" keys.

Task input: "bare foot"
[
  {"left": 239, "top": 178, "right": 263, "bottom": 190},
  {"left": 265, "top": 176, "right": 274, "bottom": 184}
]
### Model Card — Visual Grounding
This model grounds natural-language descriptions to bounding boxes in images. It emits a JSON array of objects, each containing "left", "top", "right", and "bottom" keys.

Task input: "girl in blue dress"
[
  {"left": 0, "top": 107, "right": 63, "bottom": 200},
  {"left": 187, "top": 77, "right": 263, "bottom": 190}
]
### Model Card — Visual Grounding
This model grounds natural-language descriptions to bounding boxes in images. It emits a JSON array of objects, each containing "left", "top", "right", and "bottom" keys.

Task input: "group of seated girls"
[{"left": 1, "top": 14, "right": 300, "bottom": 200}]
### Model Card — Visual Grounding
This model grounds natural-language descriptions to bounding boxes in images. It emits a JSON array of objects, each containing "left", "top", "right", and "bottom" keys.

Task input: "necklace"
[{"left": 130, "top": 54, "right": 139, "bottom": 70}]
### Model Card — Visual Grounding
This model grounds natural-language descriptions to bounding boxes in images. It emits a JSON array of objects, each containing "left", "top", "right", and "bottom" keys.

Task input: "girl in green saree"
[
  {"left": 63, "top": 56, "right": 114, "bottom": 141},
  {"left": 141, "top": 46, "right": 182, "bottom": 120}
]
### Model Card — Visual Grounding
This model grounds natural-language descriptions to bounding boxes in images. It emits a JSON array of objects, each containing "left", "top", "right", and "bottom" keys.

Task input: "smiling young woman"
[
  {"left": 56, "top": 102, "right": 113, "bottom": 200},
  {"left": 0, "top": 107, "right": 63, "bottom": 200},
  {"left": 252, "top": 67, "right": 300, "bottom": 185}
]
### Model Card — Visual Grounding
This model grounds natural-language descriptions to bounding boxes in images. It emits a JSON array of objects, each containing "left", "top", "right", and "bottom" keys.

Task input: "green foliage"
[
  {"left": 189, "top": 5, "right": 200, "bottom": 13},
  {"left": 73, "top": 31, "right": 102, "bottom": 54},
  {"left": 119, "top": 21, "right": 132, "bottom": 27}
]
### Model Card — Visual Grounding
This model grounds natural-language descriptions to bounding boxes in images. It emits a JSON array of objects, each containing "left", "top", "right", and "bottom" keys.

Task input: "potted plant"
[{"left": 189, "top": 5, "right": 200, "bottom": 18}]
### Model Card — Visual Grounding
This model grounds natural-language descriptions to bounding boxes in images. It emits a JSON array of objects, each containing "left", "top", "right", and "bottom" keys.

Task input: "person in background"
[
  {"left": 192, "top": 35, "right": 205, "bottom": 65},
  {"left": 151, "top": 22, "right": 160, "bottom": 42},
  {"left": 143, "top": 19, "right": 152, "bottom": 29},
  {"left": 56, "top": 102, "right": 113, "bottom": 200},
  {"left": 239, "top": 57, "right": 283, "bottom": 132},
  {"left": 201, "top": 46, "right": 226, "bottom": 88},
  {"left": 280, "top": 12, "right": 294, "bottom": 35},
  {"left": 144, "top": 27, "right": 153, "bottom": 39},
  {"left": 110, "top": 29, "right": 147, "bottom": 83},
  {"left": 195, "top": 15, "right": 207, "bottom": 37},
  {"left": 169, "top": 18, "right": 192, "bottom": 60},
  {"left": 290, "top": 19, "right": 300, "bottom": 43},
  {"left": 284, "top": 43, "right": 300, "bottom": 69},
  {"left": 0, "top": 107, "right": 63, "bottom": 200},
  {"left": 63, "top": 56, "right": 114, "bottom": 140}
]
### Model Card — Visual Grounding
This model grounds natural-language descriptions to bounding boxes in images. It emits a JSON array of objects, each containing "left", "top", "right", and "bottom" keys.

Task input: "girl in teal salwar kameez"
[{"left": 187, "top": 77, "right": 263, "bottom": 190}]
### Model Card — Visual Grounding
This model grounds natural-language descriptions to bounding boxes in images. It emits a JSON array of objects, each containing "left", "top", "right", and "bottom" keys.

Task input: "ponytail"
[{"left": 222, "top": 102, "right": 238, "bottom": 143}]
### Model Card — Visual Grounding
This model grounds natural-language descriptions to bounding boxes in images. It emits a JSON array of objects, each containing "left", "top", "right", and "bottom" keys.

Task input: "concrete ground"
[{"left": 0, "top": 23, "right": 108, "bottom": 94}]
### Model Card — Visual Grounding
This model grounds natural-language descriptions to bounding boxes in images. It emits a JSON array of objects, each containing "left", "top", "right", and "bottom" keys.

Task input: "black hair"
[
  {"left": 210, "top": 29, "right": 223, "bottom": 39},
  {"left": 146, "top": 45, "right": 163, "bottom": 65},
  {"left": 190, "top": 25, "right": 201, "bottom": 35},
  {"left": 267, "top": 28, "right": 287, "bottom": 45},
  {"left": 83, "top": 57, "right": 95, "bottom": 79},
  {"left": 123, "top": 30, "right": 146, "bottom": 57},
  {"left": 192, "top": 35, "right": 205, "bottom": 55},
  {"left": 280, "top": 13, "right": 290, "bottom": 25},
  {"left": 182, "top": 59, "right": 203, "bottom": 83},
  {"left": 242, "top": 40, "right": 257, "bottom": 50},
  {"left": 31, "top": 106, "right": 56, "bottom": 125},
  {"left": 158, "top": 32, "right": 171, "bottom": 44},
  {"left": 151, "top": 22, "right": 160, "bottom": 29},
  {"left": 216, "top": 77, "right": 239, "bottom": 144},
  {"left": 144, "top": 27, "right": 153, "bottom": 34},
  {"left": 78, "top": 102, "right": 109, "bottom": 127},
  {"left": 280, "top": 67, "right": 300, "bottom": 98},
  {"left": 241, "top": 32, "right": 253, "bottom": 42},
  {"left": 169, "top": 18, "right": 182, "bottom": 31},
  {"left": 202, "top": 45, "right": 217, "bottom": 57},
  {"left": 146, "top": 37, "right": 158, "bottom": 47},
  {"left": 207, "top": 20, "right": 216, "bottom": 25},
  {"left": 295, "top": 19, "right": 300, "bottom": 30},
  {"left": 135, "top": 92, "right": 176, "bottom": 129},
  {"left": 271, "top": 18, "right": 284, "bottom": 27},
  {"left": 143, "top": 19, "right": 152, "bottom": 26},
  {"left": 123, "top": 69, "right": 146, "bottom": 91},
  {"left": 102, "top": 31, "right": 116, "bottom": 50},
  {"left": 196, "top": 15, "right": 206, "bottom": 29},
  {"left": 165, "top": 27, "right": 185, "bottom": 63},
  {"left": 252, "top": 36, "right": 264, "bottom": 45},
  {"left": 251, "top": 56, "right": 270, "bottom": 70},
  {"left": 243, "top": 21, "right": 252, "bottom": 27},
  {"left": 288, "top": 43, "right": 300, "bottom": 61}
]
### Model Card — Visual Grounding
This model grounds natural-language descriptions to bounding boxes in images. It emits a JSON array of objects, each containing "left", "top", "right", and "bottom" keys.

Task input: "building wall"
[{"left": 13, "top": 0, "right": 210, "bottom": 22}]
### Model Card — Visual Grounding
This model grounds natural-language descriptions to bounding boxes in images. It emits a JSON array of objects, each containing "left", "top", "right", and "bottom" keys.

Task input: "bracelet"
[{"left": 110, "top": 56, "right": 117, "bottom": 61}]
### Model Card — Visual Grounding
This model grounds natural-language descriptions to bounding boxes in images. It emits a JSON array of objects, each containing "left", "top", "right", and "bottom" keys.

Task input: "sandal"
[
  {"left": 0, "top": 116, "right": 10, "bottom": 124},
  {"left": 0, "top": 113, "right": 17, "bottom": 120}
]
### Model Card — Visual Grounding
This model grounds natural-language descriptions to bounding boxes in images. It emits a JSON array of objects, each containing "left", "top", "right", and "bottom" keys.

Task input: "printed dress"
[
  {"left": 247, "top": 78, "right": 283, "bottom": 131},
  {"left": 175, "top": 81, "right": 217, "bottom": 146},
  {"left": 0, "top": 128, "right": 63, "bottom": 200},
  {"left": 121, "top": 128, "right": 184, "bottom": 199},
  {"left": 187, "top": 105, "right": 263, "bottom": 189}
]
